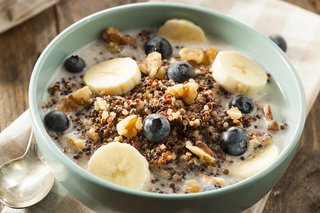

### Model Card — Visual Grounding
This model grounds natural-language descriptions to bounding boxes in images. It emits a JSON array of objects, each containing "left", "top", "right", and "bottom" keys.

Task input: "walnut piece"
[
  {"left": 226, "top": 107, "right": 242, "bottom": 120},
  {"left": 64, "top": 133, "right": 86, "bottom": 150},
  {"left": 138, "top": 52, "right": 166, "bottom": 79},
  {"left": 102, "top": 27, "right": 136, "bottom": 53},
  {"left": 202, "top": 47, "right": 218, "bottom": 66},
  {"left": 185, "top": 141, "right": 215, "bottom": 164},
  {"left": 202, "top": 175, "right": 225, "bottom": 187},
  {"left": 184, "top": 179, "right": 201, "bottom": 193},
  {"left": 168, "top": 81, "right": 199, "bottom": 104},
  {"left": 262, "top": 104, "right": 279, "bottom": 130},
  {"left": 178, "top": 47, "right": 218, "bottom": 65},
  {"left": 248, "top": 130, "right": 273, "bottom": 148},
  {"left": 116, "top": 115, "right": 142, "bottom": 139},
  {"left": 195, "top": 141, "right": 213, "bottom": 155},
  {"left": 57, "top": 86, "right": 92, "bottom": 112},
  {"left": 87, "top": 127, "right": 99, "bottom": 143},
  {"left": 94, "top": 97, "right": 109, "bottom": 111},
  {"left": 179, "top": 48, "right": 204, "bottom": 64}
]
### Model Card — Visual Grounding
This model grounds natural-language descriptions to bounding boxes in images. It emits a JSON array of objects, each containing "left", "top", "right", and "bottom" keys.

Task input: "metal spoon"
[{"left": 0, "top": 131, "right": 54, "bottom": 208}]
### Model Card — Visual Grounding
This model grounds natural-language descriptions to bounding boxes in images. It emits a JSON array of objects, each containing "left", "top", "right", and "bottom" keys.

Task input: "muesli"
[{"left": 42, "top": 19, "right": 287, "bottom": 194}]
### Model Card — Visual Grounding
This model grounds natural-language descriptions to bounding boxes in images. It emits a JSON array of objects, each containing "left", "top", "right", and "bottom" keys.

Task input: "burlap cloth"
[{"left": 1, "top": 0, "right": 320, "bottom": 212}]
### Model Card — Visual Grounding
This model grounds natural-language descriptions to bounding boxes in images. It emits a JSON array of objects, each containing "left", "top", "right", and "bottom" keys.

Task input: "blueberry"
[
  {"left": 167, "top": 61, "right": 195, "bottom": 83},
  {"left": 64, "top": 55, "right": 86, "bottom": 73},
  {"left": 220, "top": 127, "right": 248, "bottom": 156},
  {"left": 269, "top": 34, "right": 287, "bottom": 52},
  {"left": 44, "top": 110, "right": 69, "bottom": 132},
  {"left": 144, "top": 36, "right": 173, "bottom": 59},
  {"left": 143, "top": 114, "right": 170, "bottom": 142},
  {"left": 203, "top": 185, "right": 221, "bottom": 192},
  {"left": 228, "top": 95, "right": 254, "bottom": 114}
]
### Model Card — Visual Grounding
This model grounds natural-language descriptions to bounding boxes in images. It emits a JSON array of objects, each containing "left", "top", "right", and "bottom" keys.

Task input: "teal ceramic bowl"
[{"left": 29, "top": 3, "right": 306, "bottom": 213}]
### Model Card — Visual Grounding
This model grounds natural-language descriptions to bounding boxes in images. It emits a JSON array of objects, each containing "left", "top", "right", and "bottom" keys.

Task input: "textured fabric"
[{"left": 1, "top": 0, "right": 320, "bottom": 212}]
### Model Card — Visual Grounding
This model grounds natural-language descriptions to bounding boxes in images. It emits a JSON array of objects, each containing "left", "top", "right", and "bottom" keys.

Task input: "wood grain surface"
[{"left": 0, "top": 0, "right": 319, "bottom": 212}]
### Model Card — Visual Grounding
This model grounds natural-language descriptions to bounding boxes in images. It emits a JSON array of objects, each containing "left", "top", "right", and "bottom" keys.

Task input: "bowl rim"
[{"left": 29, "top": 2, "right": 307, "bottom": 199}]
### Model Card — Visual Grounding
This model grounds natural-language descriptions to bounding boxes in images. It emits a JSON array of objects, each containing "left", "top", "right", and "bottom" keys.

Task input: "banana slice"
[
  {"left": 157, "top": 19, "right": 206, "bottom": 43},
  {"left": 84, "top": 57, "right": 141, "bottom": 95},
  {"left": 87, "top": 142, "right": 150, "bottom": 190},
  {"left": 211, "top": 51, "right": 268, "bottom": 96},
  {"left": 232, "top": 144, "right": 278, "bottom": 178}
]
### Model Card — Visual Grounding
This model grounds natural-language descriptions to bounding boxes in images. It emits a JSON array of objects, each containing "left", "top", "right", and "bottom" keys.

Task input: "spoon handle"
[{"left": 22, "top": 131, "right": 34, "bottom": 158}]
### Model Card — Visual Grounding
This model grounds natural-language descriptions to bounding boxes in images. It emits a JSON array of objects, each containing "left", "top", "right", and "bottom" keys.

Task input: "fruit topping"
[
  {"left": 220, "top": 127, "right": 248, "bottom": 156},
  {"left": 84, "top": 57, "right": 141, "bottom": 95},
  {"left": 228, "top": 95, "right": 254, "bottom": 114},
  {"left": 143, "top": 114, "right": 170, "bottom": 143},
  {"left": 269, "top": 34, "right": 287, "bottom": 52},
  {"left": 87, "top": 142, "right": 150, "bottom": 190},
  {"left": 44, "top": 110, "right": 69, "bottom": 132},
  {"left": 64, "top": 55, "right": 86, "bottom": 73},
  {"left": 167, "top": 61, "right": 195, "bottom": 83},
  {"left": 211, "top": 51, "right": 267, "bottom": 96},
  {"left": 157, "top": 19, "right": 207, "bottom": 43},
  {"left": 144, "top": 36, "right": 173, "bottom": 59}
]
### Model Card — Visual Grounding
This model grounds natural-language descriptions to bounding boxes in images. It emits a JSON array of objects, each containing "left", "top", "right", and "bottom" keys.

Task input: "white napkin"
[{"left": 1, "top": 0, "right": 320, "bottom": 212}]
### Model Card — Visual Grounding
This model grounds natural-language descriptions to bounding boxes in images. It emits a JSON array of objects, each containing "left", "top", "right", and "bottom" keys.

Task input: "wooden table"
[{"left": 0, "top": 0, "right": 319, "bottom": 212}]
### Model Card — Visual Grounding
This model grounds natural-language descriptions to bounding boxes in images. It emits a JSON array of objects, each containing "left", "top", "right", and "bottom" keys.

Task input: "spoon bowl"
[{"left": 0, "top": 132, "right": 54, "bottom": 208}]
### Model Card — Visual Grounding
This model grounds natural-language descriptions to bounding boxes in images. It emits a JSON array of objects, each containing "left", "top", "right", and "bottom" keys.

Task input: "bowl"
[{"left": 29, "top": 2, "right": 306, "bottom": 213}]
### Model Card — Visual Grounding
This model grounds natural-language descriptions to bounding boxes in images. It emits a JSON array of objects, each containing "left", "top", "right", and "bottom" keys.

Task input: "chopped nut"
[
  {"left": 248, "top": 130, "right": 273, "bottom": 145},
  {"left": 102, "top": 27, "right": 122, "bottom": 43},
  {"left": 178, "top": 47, "right": 218, "bottom": 65},
  {"left": 179, "top": 48, "right": 204, "bottom": 64},
  {"left": 109, "top": 112, "right": 117, "bottom": 121},
  {"left": 169, "top": 152, "right": 177, "bottom": 160},
  {"left": 116, "top": 115, "right": 142, "bottom": 139},
  {"left": 139, "top": 52, "right": 166, "bottom": 79},
  {"left": 184, "top": 179, "right": 201, "bottom": 193},
  {"left": 249, "top": 138, "right": 260, "bottom": 148},
  {"left": 172, "top": 111, "right": 181, "bottom": 120},
  {"left": 226, "top": 107, "right": 242, "bottom": 120},
  {"left": 87, "top": 127, "right": 99, "bottom": 143},
  {"left": 266, "top": 120, "right": 279, "bottom": 131},
  {"left": 202, "top": 175, "right": 225, "bottom": 187},
  {"left": 114, "top": 135, "right": 124, "bottom": 142},
  {"left": 160, "top": 170, "right": 171, "bottom": 179},
  {"left": 157, "top": 151, "right": 172, "bottom": 165},
  {"left": 185, "top": 141, "right": 215, "bottom": 164},
  {"left": 102, "top": 27, "right": 136, "bottom": 53},
  {"left": 122, "top": 109, "right": 129, "bottom": 116},
  {"left": 202, "top": 47, "right": 218, "bottom": 65},
  {"left": 106, "top": 42, "right": 121, "bottom": 53},
  {"left": 57, "top": 86, "right": 92, "bottom": 112},
  {"left": 168, "top": 81, "right": 199, "bottom": 104},
  {"left": 195, "top": 141, "right": 213, "bottom": 155},
  {"left": 64, "top": 133, "right": 86, "bottom": 150},
  {"left": 94, "top": 97, "right": 108, "bottom": 111},
  {"left": 100, "top": 110, "right": 109, "bottom": 124},
  {"left": 155, "top": 66, "right": 166, "bottom": 79},
  {"left": 262, "top": 104, "right": 274, "bottom": 120},
  {"left": 160, "top": 144, "right": 167, "bottom": 150},
  {"left": 262, "top": 104, "right": 279, "bottom": 130}
]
